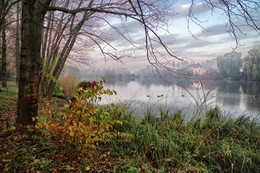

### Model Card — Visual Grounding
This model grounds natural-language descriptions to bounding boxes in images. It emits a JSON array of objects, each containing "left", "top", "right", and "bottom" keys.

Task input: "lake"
[{"left": 85, "top": 77, "right": 260, "bottom": 119}]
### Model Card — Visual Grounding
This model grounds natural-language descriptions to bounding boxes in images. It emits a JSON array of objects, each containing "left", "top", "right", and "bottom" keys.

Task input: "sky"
[{"left": 81, "top": 0, "right": 260, "bottom": 72}]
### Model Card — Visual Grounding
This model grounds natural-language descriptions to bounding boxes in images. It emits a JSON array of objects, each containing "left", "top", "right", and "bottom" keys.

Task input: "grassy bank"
[
  {"left": 1, "top": 107, "right": 259, "bottom": 172},
  {"left": 0, "top": 82, "right": 18, "bottom": 133},
  {"left": 0, "top": 82, "right": 259, "bottom": 172}
]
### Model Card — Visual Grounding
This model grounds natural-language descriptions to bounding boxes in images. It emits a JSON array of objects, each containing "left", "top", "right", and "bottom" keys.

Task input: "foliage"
[
  {"left": 56, "top": 75, "right": 77, "bottom": 97},
  {"left": 0, "top": 105, "right": 260, "bottom": 172},
  {"left": 217, "top": 51, "right": 243, "bottom": 80},
  {"left": 34, "top": 77, "right": 132, "bottom": 150},
  {"left": 1, "top": 82, "right": 260, "bottom": 172},
  {"left": 244, "top": 46, "right": 260, "bottom": 80},
  {"left": 129, "top": 107, "right": 260, "bottom": 172}
]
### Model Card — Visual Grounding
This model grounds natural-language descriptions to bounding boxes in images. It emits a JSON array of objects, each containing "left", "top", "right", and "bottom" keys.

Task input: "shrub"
[{"left": 34, "top": 77, "right": 133, "bottom": 150}]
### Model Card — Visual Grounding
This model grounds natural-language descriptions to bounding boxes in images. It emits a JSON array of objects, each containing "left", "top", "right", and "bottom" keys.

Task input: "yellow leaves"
[
  {"left": 120, "top": 132, "right": 134, "bottom": 141},
  {"left": 102, "top": 153, "right": 107, "bottom": 158},
  {"left": 33, "top": 78, "right": 133, "bottom": 150},
  {"left": 64, "top": 104, "right": 70, "bottom": 109},
  {"left": 68, "top": 126, "right": 73, "bottom": 132},
  {"left": 114, "top": 120, "right": 123, "bottom": 125},
  {"left": 78, "top": 122, "right": 83, "bottom": 127},
  {"left": 85, "top": 166, "right": 91, "bottom": 171},
  {"left": 88, "top": 108, "right": 97, "bottom": 114},
  {"left": 69, "top": 131, "right": 74, "bottom": 137},
  {"left": 76, "top": 110, "right": 81, "bottom": 115},
  {"left": 32, "top": 117, "right": 36, "bottom": 122},
  {"left": 68, "top": 113, "right": 73, "bottom": 118}
]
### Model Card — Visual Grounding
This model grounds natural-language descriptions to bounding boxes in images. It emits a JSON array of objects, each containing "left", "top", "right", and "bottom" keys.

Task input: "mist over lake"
[{"left": 82, "top": 76, "right": 260, "bottom": 119}]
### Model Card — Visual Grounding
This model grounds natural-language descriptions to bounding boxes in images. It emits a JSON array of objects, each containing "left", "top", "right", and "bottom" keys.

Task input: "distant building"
[
  {"left": 188, "top": 63, "right": 205, "bottom": 75},
  {"left": 189, "top": 63, "right": 202, "bottom": 68},
  {"left": 202, "top": 59, "right": 217, "bottom": 70}
]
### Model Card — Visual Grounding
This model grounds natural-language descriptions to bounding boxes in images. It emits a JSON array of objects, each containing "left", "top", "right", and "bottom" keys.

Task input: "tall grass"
[
  {"left": 1, "top": 81, "right": 259, "bottom": 172},
  {"left": 183, "top": 79, "right": 216, "bottom": 121},
  {"left": 0, "top": 85, "right": 17, "bottom": 133},
  {"left": 120, "top": 107, "right": 260, "bottom": 172},
  {"left": 57, "top": 75, "right": 77, "bottom": 97},
  {"left": 1, "top": 102, "right": 259, "bottom": 172}
]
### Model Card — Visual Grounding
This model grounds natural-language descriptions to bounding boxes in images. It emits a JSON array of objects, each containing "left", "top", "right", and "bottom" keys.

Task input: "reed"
[
  {"left": 122, "top": 107, "right": 260, "bottom": 172},
  {"left": 57, "top": 75, "right": 77, "bottom": 97}
]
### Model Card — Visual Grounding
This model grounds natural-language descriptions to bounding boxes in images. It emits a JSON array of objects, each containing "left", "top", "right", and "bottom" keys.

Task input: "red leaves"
[{"left": 90, "top": 81, "right": 98, "bottom": 88}]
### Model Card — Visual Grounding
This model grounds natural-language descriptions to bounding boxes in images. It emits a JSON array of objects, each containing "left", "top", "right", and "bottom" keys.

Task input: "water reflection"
[
  {"left": 83, "top": 76, "right": 260, "bottom": 117},
  {"left": 215, "top": 81, "right": 260, "bottom": 116},
  {"left": 216, "top": 82, "right": 242, "bottom": 108}
]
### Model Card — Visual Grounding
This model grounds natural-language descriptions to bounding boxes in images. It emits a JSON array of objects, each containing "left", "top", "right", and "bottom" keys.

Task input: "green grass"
[
  {"left": 0, "top": 82, "right": 18, "bottom": 133},
  {"left": 1, "top": 106, "right": 259, "bottom": 172},
  {"left": 0, "top": 84, "right": 259, "bottom": 172},
  {"left": 0, "top": 88, "right": 17, "bottom": 113},
  {"left": 127, "top": 107, "right": 260, "bottom": 172}
]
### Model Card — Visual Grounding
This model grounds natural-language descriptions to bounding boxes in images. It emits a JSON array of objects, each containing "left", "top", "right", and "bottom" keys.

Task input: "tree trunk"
[
  {"left": 16, "top": 0, "right": 50, "bottom": 133},
  {"left": 46, "top": 58, "right": 65, "bottom": 99},
  {"left": 1, "top": 24, "right": 7, "bottom": 88},
  {"left": 15, "top": 1, "right": 20, "bottom": 85},
  {"left": 46, "top": 11, "right": 89, "bottom": 98}
]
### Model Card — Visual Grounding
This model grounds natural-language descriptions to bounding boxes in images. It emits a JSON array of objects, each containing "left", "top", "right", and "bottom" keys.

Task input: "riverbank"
[
  {"left": 0, "top": 97, "right": 259, "bottom": 172},
  {"left": 1, "top": 81, "right": 260, "bottom": 172}
]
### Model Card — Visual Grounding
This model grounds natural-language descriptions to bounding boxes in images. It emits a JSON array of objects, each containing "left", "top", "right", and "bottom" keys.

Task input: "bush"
[{"left": 34, "top": 77, "right": 133, "bottom": 150}]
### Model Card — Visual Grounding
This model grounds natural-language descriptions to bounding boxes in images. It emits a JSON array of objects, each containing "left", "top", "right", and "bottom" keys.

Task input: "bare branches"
[
  {"left": 0, "top": 0, "right": 20, "bottom": 29},
  {"left": 44, "top": 0, "right": 182, "bottom": 73},
  {"left": 42, "top": 0, "right": 260, "bottom": 77},
  {"left": 187, "top": 0, "right": 260, "bottom": 48},
  {"left": 127, "top": 0, "right": 183, "bottom": 72},
  {"left": 47, "top": 5, "right": 136, "bottom": 17}
]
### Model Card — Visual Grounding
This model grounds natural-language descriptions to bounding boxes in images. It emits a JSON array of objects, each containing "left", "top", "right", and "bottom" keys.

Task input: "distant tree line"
[
  {"left": 244, "top": 47, "right": 260, "bottom": 81},
  {"left": 217, "top": 46, "right": 260, "bottom": 81}
]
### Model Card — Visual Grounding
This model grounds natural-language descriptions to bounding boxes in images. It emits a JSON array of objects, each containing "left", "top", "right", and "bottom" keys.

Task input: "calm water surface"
[{"left": 92, "top": 77, "right": 260, "bottom": 118}]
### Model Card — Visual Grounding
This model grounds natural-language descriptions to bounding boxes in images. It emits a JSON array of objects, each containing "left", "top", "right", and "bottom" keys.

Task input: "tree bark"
[
  {"left": 16, "top": 0, "right": 50, "bottom": 133},
  {"left": 15, "top": 1, "right": 21, "bottom": 84}
]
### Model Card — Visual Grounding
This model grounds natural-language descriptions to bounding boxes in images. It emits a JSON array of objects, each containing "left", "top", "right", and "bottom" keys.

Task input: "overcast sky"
[{"left": 82, "top": 1, "right": 260, "bottom": 72}]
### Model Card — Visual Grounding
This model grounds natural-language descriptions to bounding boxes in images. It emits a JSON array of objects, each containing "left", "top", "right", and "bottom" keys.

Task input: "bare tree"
[
  {"left": 40, "top": 0, "right": 176, "bottom": 98},
  {"left": 0, "top": 0, "right": 20, "bottom": 87},
  {"left": 40, "top": 0, "right": 97, "bottom": 98},
  {"left": 0, "top": 1, "right": 9, "bottom": 87},
  {"left": 17, "top": 0, "right": 260, "bottom": 133},
  {"left": 1, "top": 21, "right": 7, "bottom": 88},
  {"left": 0, "top": 1, "right": 11, "bottom": 29},
  {"left": 15, "top": 1, "right": 21, "bottom": 84}
]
